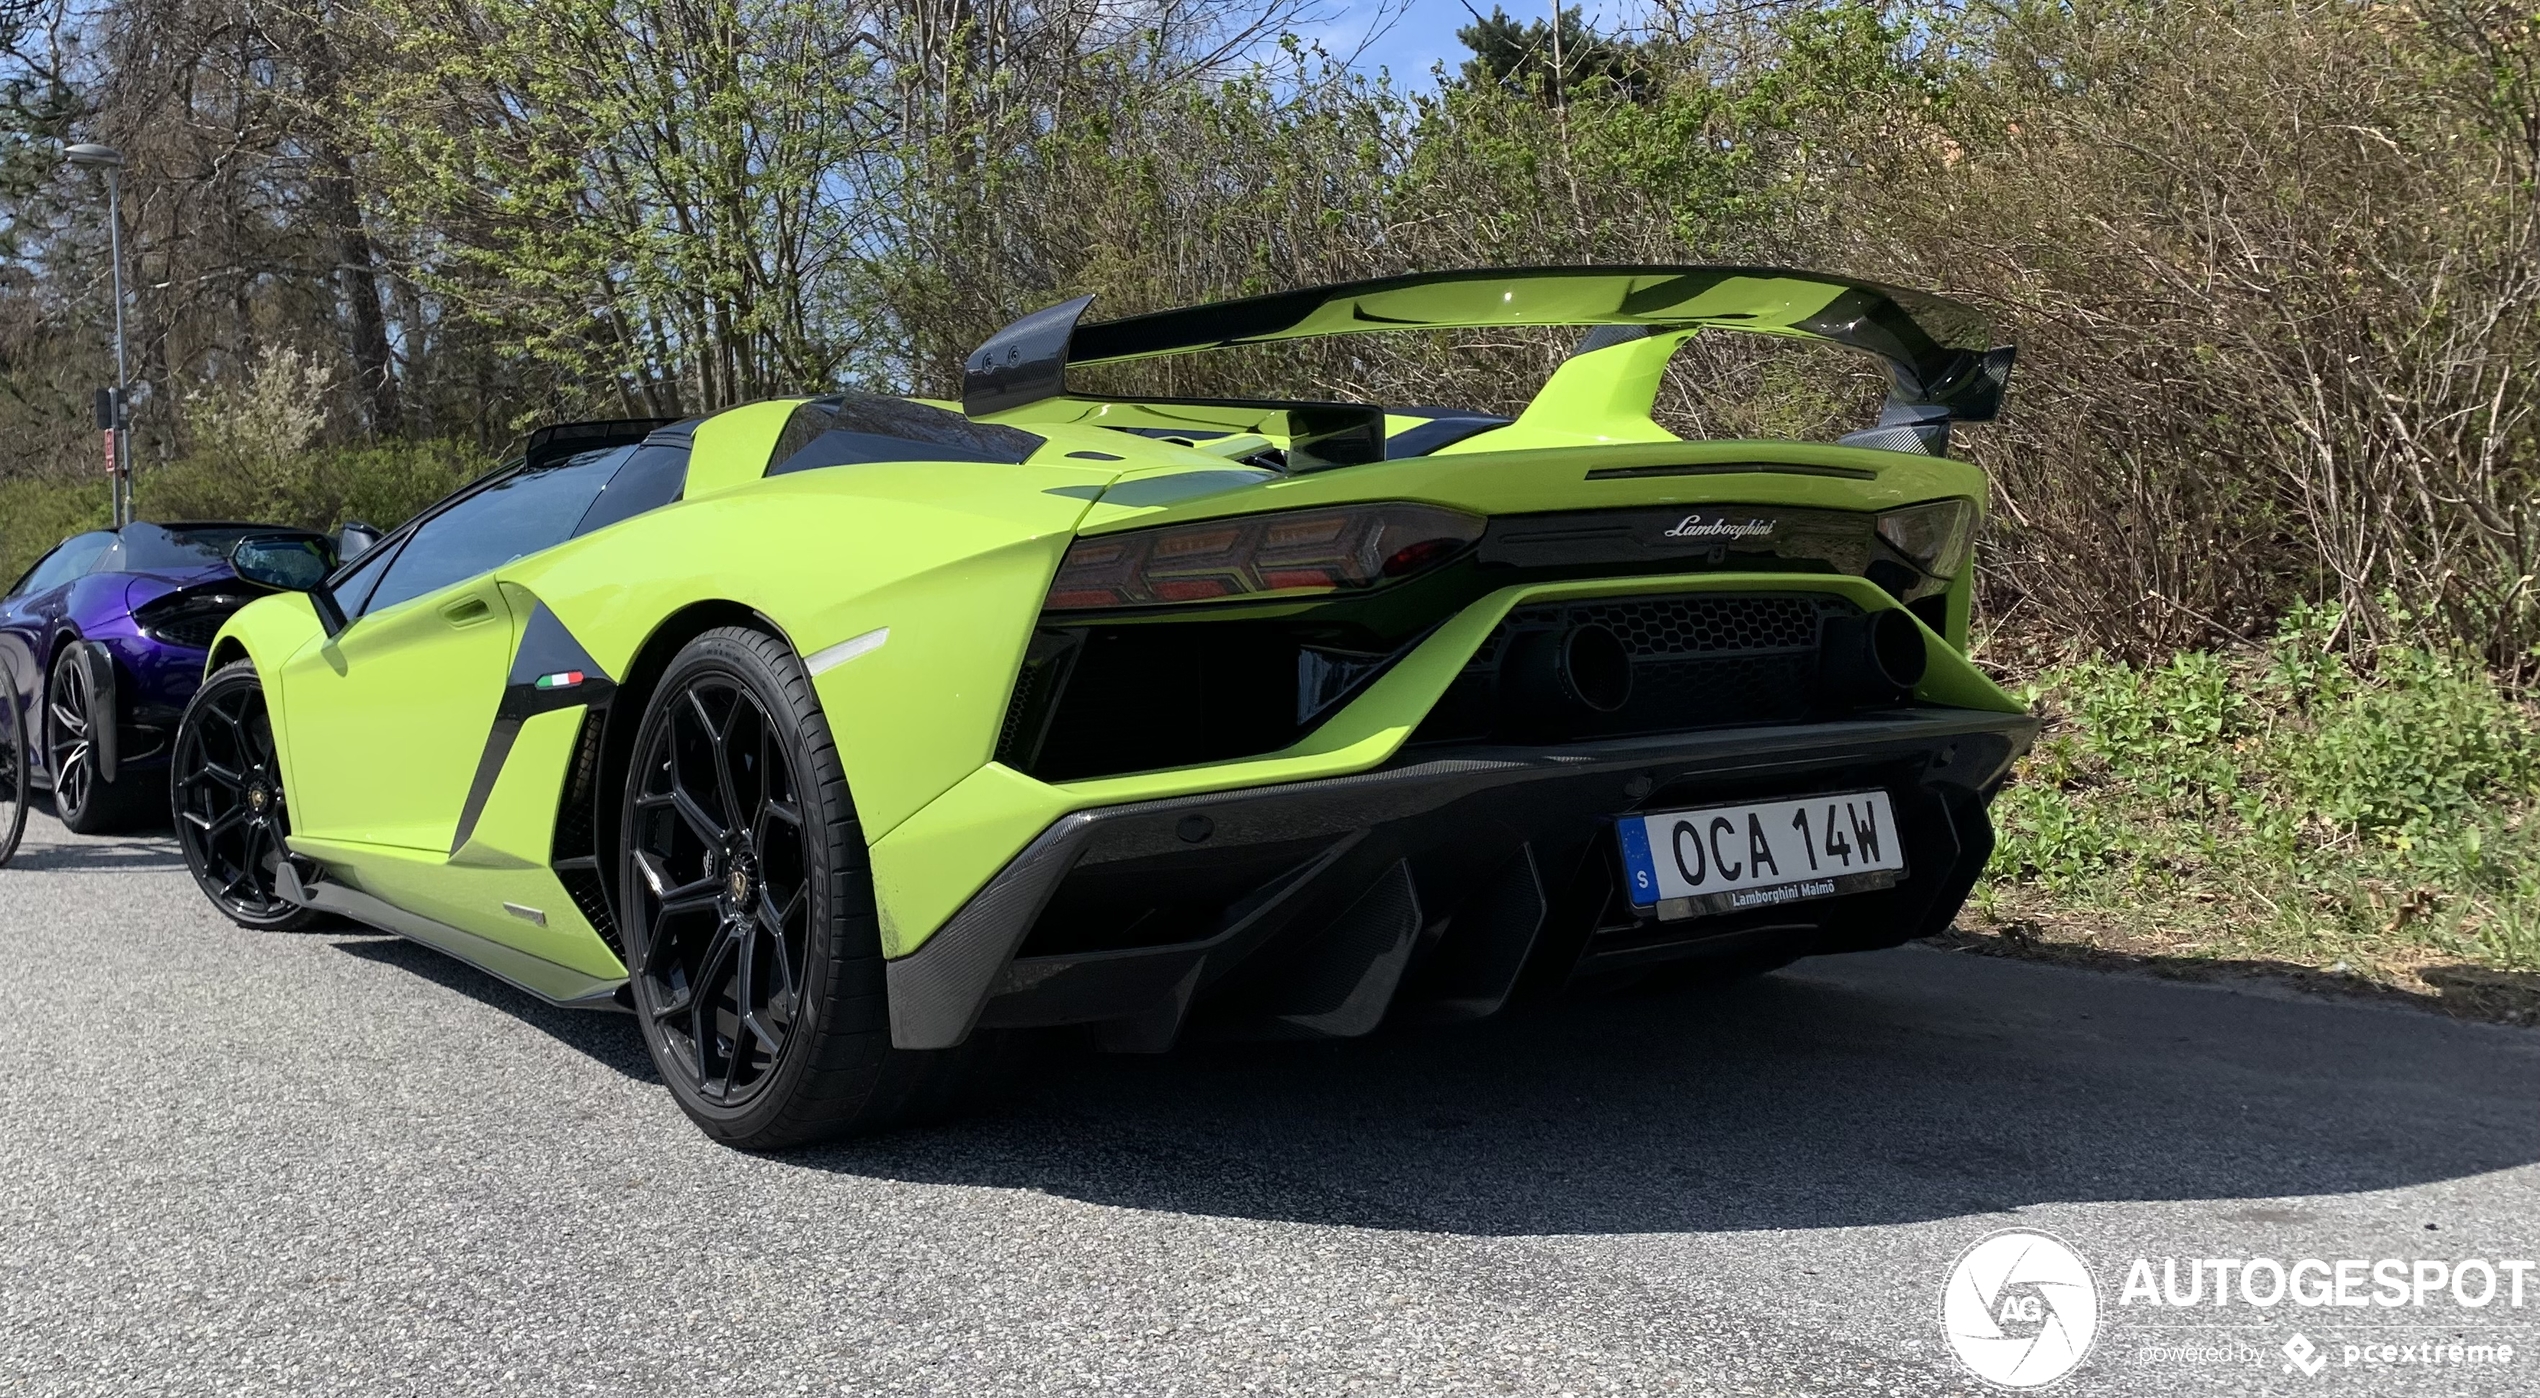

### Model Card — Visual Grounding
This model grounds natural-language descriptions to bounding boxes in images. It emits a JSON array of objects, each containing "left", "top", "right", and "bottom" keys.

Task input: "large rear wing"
[{"left": 961, "top": 266, "right": 2015, "bottom": 464}]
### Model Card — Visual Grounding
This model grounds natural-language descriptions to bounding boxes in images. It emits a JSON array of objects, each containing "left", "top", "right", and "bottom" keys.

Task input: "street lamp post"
[{"left": 64, "top": 143, "right": 131, "bottom": 527}]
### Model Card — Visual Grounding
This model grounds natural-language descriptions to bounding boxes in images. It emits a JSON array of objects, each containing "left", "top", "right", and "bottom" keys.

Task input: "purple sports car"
[{"left": 0, "top": 521, "right": 339, "bottom": 832}]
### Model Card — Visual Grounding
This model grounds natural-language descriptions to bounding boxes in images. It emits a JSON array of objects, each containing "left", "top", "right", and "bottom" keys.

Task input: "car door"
[
  {"left": 281, "top": 450, "right": 631, "bottom": 851},
  {"left": 9, "top": 533, "right": 116, "bottom": 650},
  {"left": 0, "top": 539, "right": 103, "bottom": 759},
  {"left": 5, "top": 533, "right": 117, "bottom": 770}
]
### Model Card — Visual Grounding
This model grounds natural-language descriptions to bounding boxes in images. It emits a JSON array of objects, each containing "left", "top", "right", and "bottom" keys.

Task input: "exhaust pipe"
[
  {"left": 1820, "top": 607, "right": 1927, "bottom": 706},
  {"left": 1501, "top": 622, "right": 1635, "bottom": 735}
]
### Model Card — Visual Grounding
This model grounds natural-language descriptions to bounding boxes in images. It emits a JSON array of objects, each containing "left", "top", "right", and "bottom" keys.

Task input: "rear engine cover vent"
[
  {"left": 133, "top": 584, "right": 262, "bottom": 650},
  {"left": 1563, "top": 594, "right": 1823, "bottom": 656}
]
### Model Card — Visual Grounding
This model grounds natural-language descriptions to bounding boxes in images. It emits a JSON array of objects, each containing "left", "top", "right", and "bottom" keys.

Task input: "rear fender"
[
  {"left": 68, "top": 641, "right": 117, "bottom": 782},
  {"left": 496, "top": 458, "right": 1113, "bottom": 844}
]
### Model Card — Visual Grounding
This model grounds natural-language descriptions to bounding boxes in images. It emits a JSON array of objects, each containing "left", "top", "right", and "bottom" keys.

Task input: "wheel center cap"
[
  {"left": 247, "top": 785, "right": 270, "bottom": 814},
  {"left": 721, "top": 845, "right": 758, "bottom": 907}
]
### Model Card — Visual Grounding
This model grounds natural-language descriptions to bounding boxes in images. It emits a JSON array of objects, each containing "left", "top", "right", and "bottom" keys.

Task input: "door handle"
[{"left": 439, "top": 596, "right": 494, "bottom": 628}]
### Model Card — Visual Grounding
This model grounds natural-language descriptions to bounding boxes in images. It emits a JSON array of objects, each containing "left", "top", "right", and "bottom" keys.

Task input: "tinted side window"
[
  {"left": 13, "top": 532, "right": 116, "bottom": 597},
  {"left": 326, "top": 458, "right": 527, "bottom": 616},
  {"left": 6, "top": 547, "right": 62, "bottom": 599},
  {"left": 112, "top": 523, "right": 331, "bottom": 573},
  {"left": 572, "top": 442, "right": 689, "bottom": 538},
  {"left": 360, "top": 451, "right": 625, "bottom": 616},
  {"left": 328, "top": 535, "right": 399, "bottom": 617}
]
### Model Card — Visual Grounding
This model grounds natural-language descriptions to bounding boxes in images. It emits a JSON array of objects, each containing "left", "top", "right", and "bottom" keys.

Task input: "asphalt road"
[{"left": 3, "top": 806, "right": 2537, "bottom": 1397}]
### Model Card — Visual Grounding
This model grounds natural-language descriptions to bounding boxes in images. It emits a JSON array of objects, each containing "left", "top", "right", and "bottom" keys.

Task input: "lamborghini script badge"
[{"left": 1662, "top": 513, "right": 1776, "bottom": 541}]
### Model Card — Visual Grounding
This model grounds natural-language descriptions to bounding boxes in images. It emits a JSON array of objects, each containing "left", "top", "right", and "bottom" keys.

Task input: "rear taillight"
[
  {"left": 1045, "top": 503, "right": 1485, "bottom": 611},
  {"left": 1874, "top": 499, "right": 1975, "bottom": 579},
  {"left": 133, "top": 585, "right": 260, "bottom": 650}
]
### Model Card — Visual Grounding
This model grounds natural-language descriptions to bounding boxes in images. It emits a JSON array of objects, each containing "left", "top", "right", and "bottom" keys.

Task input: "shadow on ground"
[
  {"left": 0, "top": 838, "right": 186, "bottom": 873},
  {"left": 0, "top": 797, "right": 185, "bottom": 872},
  {"left": 901, "top": 953, "right": 2538, "bottom": 1234},
  {"left": 366, "top": 926, "right": 2540, "bottom": 1239},
  {"left": 330, "top": 934, "right": 658, "bottom": 1082}
]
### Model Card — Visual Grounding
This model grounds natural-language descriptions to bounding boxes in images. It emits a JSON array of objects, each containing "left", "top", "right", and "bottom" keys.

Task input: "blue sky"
[{"left": 1328, "top": 0, "right": 1472, "bottom": 83}]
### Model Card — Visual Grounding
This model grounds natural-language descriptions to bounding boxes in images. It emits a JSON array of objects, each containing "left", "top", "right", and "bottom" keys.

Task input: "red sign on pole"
[{"left": 102, "top": 428, "right": 118, "bottom": 477}]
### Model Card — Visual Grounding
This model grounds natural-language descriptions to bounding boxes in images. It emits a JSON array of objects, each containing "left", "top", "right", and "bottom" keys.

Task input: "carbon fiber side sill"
[{"left": 273, "top": 862, "right": 627, "bottom": 1010}]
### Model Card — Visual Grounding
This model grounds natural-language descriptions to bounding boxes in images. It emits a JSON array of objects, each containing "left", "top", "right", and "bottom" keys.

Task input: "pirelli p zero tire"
[
  {"left": 619, "top": 626, "right": 968, "bottom": 1149},
  {"left": 171, "top": 660, "right": 319, "bottom": 931}
]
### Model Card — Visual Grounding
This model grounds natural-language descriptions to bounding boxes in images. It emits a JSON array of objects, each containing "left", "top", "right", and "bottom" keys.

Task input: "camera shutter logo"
[{"left": 1941, "top": 1229, "right": 2101, "bottom": 1387}]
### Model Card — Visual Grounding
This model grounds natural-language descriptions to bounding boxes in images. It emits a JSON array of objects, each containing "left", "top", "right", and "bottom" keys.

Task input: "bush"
[
  {"left": 0, "top": 439, "right": 482, "bottom": 590},
  {"left": 0, "top": 475, "right": 112, "bottom": 587},
  {"left": 139, "top": 439, "right": 484, "bottom": 535},
  {"left": 136, "top": 343, "right": 489, "bottom": 532},
  {"left": 1984, "top": 607, "right": 2540, "bottom": 981}
]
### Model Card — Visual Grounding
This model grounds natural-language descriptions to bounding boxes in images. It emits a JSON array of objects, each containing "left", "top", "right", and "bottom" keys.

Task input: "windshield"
[{"left": 115, "top": 523, "right": 332, "bottom": 573}]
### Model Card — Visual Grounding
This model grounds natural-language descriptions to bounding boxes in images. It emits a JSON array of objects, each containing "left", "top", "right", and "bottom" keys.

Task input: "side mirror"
[
  {"left": 231, "top": 535, "right": 347, "bottom": 636},
  {"left": 337, "top": 520, "right": 382, "bottom": 562}
]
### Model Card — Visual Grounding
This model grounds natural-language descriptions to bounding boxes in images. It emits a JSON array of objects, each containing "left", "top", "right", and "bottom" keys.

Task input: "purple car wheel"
[
  {"left": 171, "top": 661, "right": 315, "bottom": 931},
  {"left": 44, "top": 647, "right": 148, "bottom": 833}
]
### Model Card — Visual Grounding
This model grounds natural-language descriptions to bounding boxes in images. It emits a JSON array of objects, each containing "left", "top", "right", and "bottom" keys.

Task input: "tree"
[{"left": 1455, "top": 4, "right": 1656, "bottom": 102}]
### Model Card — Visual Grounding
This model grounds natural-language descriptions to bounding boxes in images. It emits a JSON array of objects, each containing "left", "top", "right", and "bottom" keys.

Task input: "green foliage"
[
  {"left": 140, "top": 439, "right": 485, "bottom": 535},
  {"left": 0, "top": 474, "right": 110, "bottom": 586},
  {"left": 123, "top": 341, "right": 484, "bottom": 534},
  {"left": 0, "top": 434, "right": 481, "bottom": 588},
  {"left": 1988, "top": 608, "right": 2540, "bottom": 974},
  {"left": 1454, "top": 5, "right": 1657, "bottom": 101},
  {"left": 344, "top": 0, "right": 880, "bottom": 410},
  {"left": 173, "top": 345, "right": 338, "bottom": 519}
]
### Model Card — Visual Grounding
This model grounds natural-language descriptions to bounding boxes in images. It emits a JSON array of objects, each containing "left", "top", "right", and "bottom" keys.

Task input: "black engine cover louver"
[
  {"left": 997, "top": 621, "right": 1371, "bottom": 783},
  {"left": 1414, "top": 593, "right": 1860, "bottom": 745}
]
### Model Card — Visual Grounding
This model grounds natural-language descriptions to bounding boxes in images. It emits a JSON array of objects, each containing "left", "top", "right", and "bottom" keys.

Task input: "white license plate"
[{"left": 1616, "top": 789, "right": 1905, "bottom": 920}]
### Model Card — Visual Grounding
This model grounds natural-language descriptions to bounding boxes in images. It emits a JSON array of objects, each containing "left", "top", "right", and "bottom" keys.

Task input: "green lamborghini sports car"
[{"left": 174, "top": 266, "right": 2038, "bottom": 1147}]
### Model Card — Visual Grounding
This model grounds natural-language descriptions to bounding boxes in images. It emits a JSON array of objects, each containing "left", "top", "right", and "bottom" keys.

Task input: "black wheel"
[
  {"left": 46, "top": 644, "right": 149, "bottom": 833},
  {"left": 171, "top": 660, "right": 317, "bottom": 930},
  {"left": 0, "top": 687, "right": 28, "bottom": 866},
  {"left": 620, "top": 627, "right": 970, "bottom": 1148}
]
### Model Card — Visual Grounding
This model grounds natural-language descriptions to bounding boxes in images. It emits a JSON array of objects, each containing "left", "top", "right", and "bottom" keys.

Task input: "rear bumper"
[{"left": 886, "top": 705, "right": 2037, "bottom": 1049}]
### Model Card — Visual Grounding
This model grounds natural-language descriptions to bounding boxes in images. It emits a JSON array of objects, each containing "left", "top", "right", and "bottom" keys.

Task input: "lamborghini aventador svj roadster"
[{"left": 173, "top": 266, "right": 2039, "bottom": 1147}]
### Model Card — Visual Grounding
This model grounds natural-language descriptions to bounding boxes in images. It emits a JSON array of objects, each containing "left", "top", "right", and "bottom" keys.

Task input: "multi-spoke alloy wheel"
[
  {"left": 171, "top": 660, "right": 314, "bottom": 930},
  {"left": 45, "top": 647, "right": 143, "bottom": 833},
  {"left": 628, "top": 664, "right": 813, "bottom": 1108},
  {"left": 621, "top": 627, "right": 964, "bottom": 1148}
]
